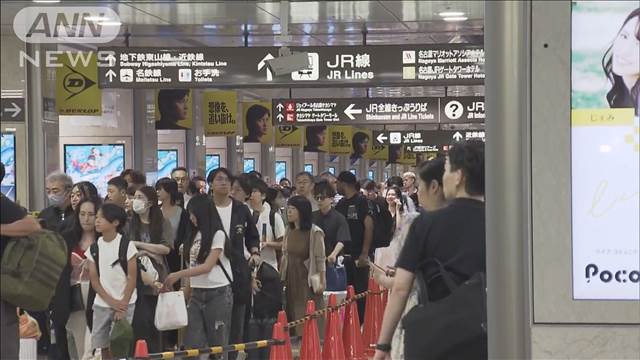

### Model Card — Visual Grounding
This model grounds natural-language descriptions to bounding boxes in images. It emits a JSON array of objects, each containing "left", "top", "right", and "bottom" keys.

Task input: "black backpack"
[
  {"left": 251, "top": 262, "right": 283, "bottom": 319},
  {"left": 368, "top": 198, "right": 394, "bottom": 248}
]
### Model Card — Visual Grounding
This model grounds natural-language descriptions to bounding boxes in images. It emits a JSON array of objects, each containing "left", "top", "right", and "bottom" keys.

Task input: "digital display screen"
[
  {"left": 368, "top": 170, "right": 374, "bottom": 180},
  {"left": 206, "top": 154, "right": 220, "bottom": 179},
  {"left": 571, "top": 1, "right": 639, "bottom": 300},
  {"left": 64, "top": 144, "right": 125, "bottom": 196},
  {"left": 157, "top": 149, "right": 178, "bottom": 180},
  {"left": 304, "top": 163, "right": 314, "bottom": 174},
  {"left": 1, "top": 133, "right": 16, "bottom": 201},
  {"left": 243, "top": 158, "right": 255, "bottom": 173},
  {"left": 275, "top": 161, "right": 287, "bottom": 182}
]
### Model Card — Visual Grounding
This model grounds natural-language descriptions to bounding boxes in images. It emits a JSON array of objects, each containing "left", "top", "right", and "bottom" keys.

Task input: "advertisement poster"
[
  {"left": 203, "top": 91, "right": 237, "bottom": 136},
  {"left": 364, "top": 128, "right": 388, "bottom": 161},
  {"left": 276, "top": 125, "right": 303, "bottom": 147},
  {"left": 329, "top": 126, "right": 352, "bottom": 155},
  {"left": 303, "top": 125, "right": 329, "bottom": 152},
  {"left": 1, "top": 133, "right": 16, "bottom": 201},
  {"left": 157, "top": 150, "right": 178, "bottom": 179},
  {"left": 242, "top": 101, "right": 273, "bottom": 144},
  {"left": 349, "top": 128, "right": 369, "bottom": 163},
  {"left": 64, "top": 144, "right": 125, "bottom": 196},
  {"left": 571, "top": 1, "right": 639, "bottom": 300},
  {"left": 398, "top": 146, "right": 417, "bottom": 166},
  {"left": 155, "top": 89, "right": 192, "bottom": 130},
  {"left": 56, "top": 52, "right": 101, "bottom": 115}
]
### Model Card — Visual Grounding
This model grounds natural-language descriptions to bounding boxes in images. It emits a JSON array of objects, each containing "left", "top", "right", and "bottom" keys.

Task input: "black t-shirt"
[
  {"left": 1, "top": 194, "right": 27, "bottom": 257},
  {"left": 335, "top": 193, "right": 373, "bottom": 256},
  {"left": 312, "top": 208, "right": 351, "bottom": 257},
  {"left": 396, "top": 198, "right": 485, "bottom": 300}
]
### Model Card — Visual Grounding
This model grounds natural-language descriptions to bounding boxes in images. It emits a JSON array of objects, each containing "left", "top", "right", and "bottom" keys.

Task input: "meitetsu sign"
[{"left": 97, "top": 44, "right": 484, "bottom": 88}]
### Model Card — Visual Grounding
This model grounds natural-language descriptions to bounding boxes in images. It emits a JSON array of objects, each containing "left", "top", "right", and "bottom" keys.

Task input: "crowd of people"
[{"left": 0, "top": 139, "right": 486, "bottom": 360}]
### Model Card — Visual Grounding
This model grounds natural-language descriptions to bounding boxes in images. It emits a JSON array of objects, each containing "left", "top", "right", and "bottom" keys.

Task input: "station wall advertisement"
[
  {"left": 242, "top": 101, "right": 273, "bottom": 145},
  {"left": 155, "top": 89, "right": 192, "bottom": 130},
  {"left": 202, "top": 91, "right": 237, "bottom": 136},
  {"left": 571, "top": 1, "right": 639, "bottom": 300}
]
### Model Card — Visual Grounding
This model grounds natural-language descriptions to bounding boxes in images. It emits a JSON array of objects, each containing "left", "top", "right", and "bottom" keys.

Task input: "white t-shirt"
[
  {"left": 216, "top": 202, "right": 232, "bottom": 236},
  {"left": 254, "top": 202, "right": 285, "bottom": 271},
  {"left": 189, "top": 230, "right": 232, "bottom": 288},
  {"left": 85, "top": 234, "right": 138, "bottom": 307}
]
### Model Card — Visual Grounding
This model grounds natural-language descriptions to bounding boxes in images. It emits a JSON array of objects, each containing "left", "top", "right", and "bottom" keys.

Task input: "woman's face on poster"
[
  {"left": 255, "top": 113, "right": 269, "bottom": 137},
  {"left": 174, "top": 95, "right": 189, "bottom": 121},
  {"left": 357, "top": 138, "right": 368, "bottom": 154},
  {"left": 612, "top": 17, "right": 640, "bottom": 78},
  {"left": 315, "top": 129, "right": 326, "bottom": 146}
]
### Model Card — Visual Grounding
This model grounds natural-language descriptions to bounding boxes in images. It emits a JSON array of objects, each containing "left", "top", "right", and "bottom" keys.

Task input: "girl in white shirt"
[{"left": 163, "top": 194, "right": 233, "bottom": 360}]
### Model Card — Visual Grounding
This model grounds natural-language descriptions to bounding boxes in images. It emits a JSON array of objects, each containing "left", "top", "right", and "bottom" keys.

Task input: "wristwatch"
[{"left": 375, "top": 343, "right": 391, "bottom": 352}]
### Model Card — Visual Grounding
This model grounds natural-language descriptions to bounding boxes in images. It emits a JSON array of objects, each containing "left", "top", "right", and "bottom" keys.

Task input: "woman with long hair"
[
  {"left": 163, "top": 194, "right": 234, "bottom": 359},
  {"left": 156, "top": 178, "right": 192, "bottom": 273},
  {"left": 602, "top": 8, "right": 640, "bottom": 114},
  {"left": 280, "top": 195, "right": 326, "bottom": 336},
  {"left": 128, "top": 186, "right": 172, "bottom": 352},
  {"left": 61, "top": 198, "right": 102, "bottom": 360}
]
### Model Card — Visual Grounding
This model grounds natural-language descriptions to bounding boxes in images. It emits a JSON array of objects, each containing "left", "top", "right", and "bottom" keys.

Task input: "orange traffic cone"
[
  {"left": 277, "top": 310, "right": 293, "bottom": 359},
  {"left": 362, "top": 278, "right": 382, "bottom": 356},
  {"left": 322, "top": 294, "right": 346, "bottom": 360},
  {"left": 343, "top": 286, "right": 366, "bottom": 360},
  {"left": 300, "top": 300, "right": 322, "bottom": 360},
  {"left": 269, "top": 322, "right": 293, "bottom": 360},
  {"left": 133, "top": 339, "right": 149, "bottom": 359}
]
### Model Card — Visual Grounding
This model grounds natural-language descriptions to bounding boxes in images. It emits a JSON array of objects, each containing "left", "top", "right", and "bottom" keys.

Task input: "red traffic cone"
[
  {"left": 322, "top": 294, "right": 346, "bottom": 360},
  {"left": 133, "top": 339, "right": 149, "bottom": 359},
  {"left": 276, "top": 310, "right": 293, "bottom": 359},
  {"left": 300, "top": 300, "right": 322, "bottom": 360},
  {"left": 343, "top": 286, "right": 366, "bottom": 360},
  {"left": 362, "top": 278, "right": 382, "bottom": 356},
  {"left": 270, "top": 321, "right": 294, "bottom": 360}
]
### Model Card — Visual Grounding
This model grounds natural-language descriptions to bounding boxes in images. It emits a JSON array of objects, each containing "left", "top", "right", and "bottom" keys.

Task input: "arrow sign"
[
  {"left": 276, "top": 103, "right": 284, "bottom": 112},
  {"left": 105, "top": 69, "right": 116, "bottom": 82},
  {"left": 344, "top": 103, "right": 362, "bottom": 120},
  {"left": 452, "top": 131, "right": 463, "bottom": 141},
  {"left": 258, "top": 53, "right": 275, "bottom": 81},
  {"left": 376, "top": 132, "right": 388, "bottom": 144},
  {"left": 4, "top": 102, "right": 22, "bottom": 118},
  {"left": 105, "top": 53, "right": 116, "bottom": 67},
  {"left": 276, "top": 113, "right": 284, "bottom": 121}
]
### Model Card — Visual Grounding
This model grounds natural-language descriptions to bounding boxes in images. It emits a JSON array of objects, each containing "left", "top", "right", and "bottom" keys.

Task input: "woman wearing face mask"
[
  {"left": 60, "top": 198, "right": 102, "bottom": 360},
  {"left": 163, "top": 194, "right": 234, "bottom": 360},
  {"left": 128, "top": 186, "right": 172, "bottom": 353}
]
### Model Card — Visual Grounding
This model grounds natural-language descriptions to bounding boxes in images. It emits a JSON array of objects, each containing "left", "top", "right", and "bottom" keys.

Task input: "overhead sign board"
[
  {"left": 97, "top": 44, "right": 484, "bottom": 89},
  {"left": 374, "top": 130, "right": 486, "bottom": 149},
  {"left": 1, "top": 98, "right": 25, "bottom": 122},
  {"left": 273, "top": 96, "right": 484, "bottom": 125}
]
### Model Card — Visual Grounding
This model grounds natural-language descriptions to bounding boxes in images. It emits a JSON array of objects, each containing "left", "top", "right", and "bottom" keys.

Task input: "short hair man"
[
  {"left": 313, "top": 180, "right": 351, "bottom": 266},
  {"left": 106, "top": 176, "right": 128, "bottom": 209},
  {"left": 40, "top": 172, "right": 74, "bottom": 231},
  {"left": 295, "top": 171, "right": 318, "bottom": 211},
  {"left": 171, "top": 167, "right": 191, "bottom": 207}
]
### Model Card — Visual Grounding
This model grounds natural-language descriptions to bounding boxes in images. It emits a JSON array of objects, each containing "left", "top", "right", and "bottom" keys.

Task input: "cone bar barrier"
[
  {"left": 276, "top": 310, "right": 293, "bottom": 360},
  {"left": 343, "top": 286, "right": 366, "bottom": 360},
  {"left": 362, "top": 278, "right": 384, "bottom": 357},
  {"left": 323, "top": 293, "right": 346, "bottom": 360},
  {"left": 135, "top": 287, "right": 388, "bottom": 359}
]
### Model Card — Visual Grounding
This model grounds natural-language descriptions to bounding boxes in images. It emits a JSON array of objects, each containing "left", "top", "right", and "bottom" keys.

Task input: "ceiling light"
[
  {"left": 33, "top": 0, "right": 61, "bottom": 3},
  {"left": 439, "top": 11, "right": 465, "bottom": 17},
  {"left": 97, "top": 21, "right": 122, "bottom": 26},
  {"left": 84, "top": 16, "right": 111, "bottom": 22},
  {"left": 203, "top": 24, "right": 218, "bottom": 29},
  {"left": 443, "top": 16, "right": 468, "bottom": 22}
]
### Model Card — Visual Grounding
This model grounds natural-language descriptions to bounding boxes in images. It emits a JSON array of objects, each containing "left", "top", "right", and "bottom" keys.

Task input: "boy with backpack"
[{"left": 85, "top": 204, "right": 137, "bottom": 359}]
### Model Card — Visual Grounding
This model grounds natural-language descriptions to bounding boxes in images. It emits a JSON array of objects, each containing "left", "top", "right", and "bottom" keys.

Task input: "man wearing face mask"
[
  {"left": 37, "top": 172, "right": 74, "bottom": 359},
  {"left": 39, "top": 172, "right": 74, "bottom": 231}
]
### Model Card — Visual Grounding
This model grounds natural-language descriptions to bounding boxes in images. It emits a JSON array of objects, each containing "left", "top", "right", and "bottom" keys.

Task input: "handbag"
[
  {"left": 326, "top": 257, "right": 347, "bottom": 291},
  {"left": 69, "top": 284, "right": 84, "bottom": 312},
  {"left": 154, "top": 291, "right": 188, "bottom": 331},
  {"left": 402, "top": 258, "right": 487, "bottom": 360}
]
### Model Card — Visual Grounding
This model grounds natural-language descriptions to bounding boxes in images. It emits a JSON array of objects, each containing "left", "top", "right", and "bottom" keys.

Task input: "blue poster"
[
  {"left": 1, "top": 133, "right": 16, "bottom": 201},
  {"left": 275, "top": 161, "right": 287, "bottom": 182},
  {"left": 157, "top": 150, "right": 178, "bottom": 179},
  {"left": 64, "top": 144, "right": 125, "bottom": 196},
  {"left": 243, "top": 158, "right": 255, "bottom": 173},
  {"left": 206, "top": 154, "right": 220, "bottom": 179}
]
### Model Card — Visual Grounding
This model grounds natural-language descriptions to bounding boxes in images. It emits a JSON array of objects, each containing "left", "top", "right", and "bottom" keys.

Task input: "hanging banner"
[
  {"left": 398, "top": 146, "right": 417, "bottom": 166},
  {"left": 348, "top": 128, "right": 369, "bottom": 162},
  {"left": 328, "top": 126, "right": 352, "bottom": 155},
  {"left": 276, "top": 125, "right": 303, "bottom": 147},
  {"left": 359, "top": 128, "right": 387, "bottom": 161},
  {"left": 242, "top": 101, "right": 273, "bottom": 144},
  {"left": 155, "top": 89, "right": 192, "bottom": 129},
  {"left": 303, "top": 125, "right": 329, "bottom": 152},
  {"left": 202, "top": 91, "right": 237, "bottom": 136},
  {"left": 56, "top": 52, "right": 101, "bottom": 115}
]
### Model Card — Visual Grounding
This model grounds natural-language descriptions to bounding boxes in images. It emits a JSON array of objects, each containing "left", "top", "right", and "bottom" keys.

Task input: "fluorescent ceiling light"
[
  {"left": 203, "top": 24, "right": 218, "bottom": 29},
  {"left": 33, "top": 0, "right": 60, "bottom": 2},
  {"left": 84, "top": 16, "right": 111, "bottom": 22},
  {"left": 443, "top": 16, "right": 468, "bottom": 22},
  {"left": 439, "top": 11, "right": 465, "bottom": 17},
  {"left": 97, "top": 21, "right": 122, "bottom": 26}
]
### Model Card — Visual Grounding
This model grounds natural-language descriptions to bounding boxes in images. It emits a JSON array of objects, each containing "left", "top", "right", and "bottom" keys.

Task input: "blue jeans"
[{"left": 185, "top": 286, "right": 233, "bottom": 360}]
